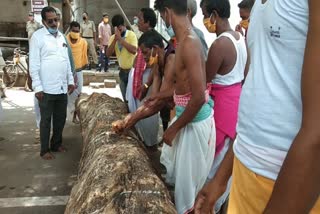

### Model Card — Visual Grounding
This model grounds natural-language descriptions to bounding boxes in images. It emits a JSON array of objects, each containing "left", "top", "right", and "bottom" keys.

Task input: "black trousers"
[
  {"left": 39, "top": 93, "right": 67, "bottom": 156},
  {"left": 160, "top": 107, "right": 170, "bottom": 131},
  {"left": 119, "top": 68, "right": 130, "bottom": 102}
]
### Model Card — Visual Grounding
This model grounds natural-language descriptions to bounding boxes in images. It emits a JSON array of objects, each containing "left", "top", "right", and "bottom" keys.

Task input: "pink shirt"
[{"left": 98, "top": 22, "right": 112, "bottom": 46}]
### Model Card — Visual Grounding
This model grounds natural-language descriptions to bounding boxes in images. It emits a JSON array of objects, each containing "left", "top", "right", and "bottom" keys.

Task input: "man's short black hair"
[
  {"left": 112, "top": 14, "right": 125, "bottom": 27},
  {"left": 140, "top": 8, "right": 157, "bottom": 28},
  {"left": 205, "top": 0, "right": 230, "bottom": 18},
  {"left": 41, "top": 6, "right": 56, "bottom": 20},
  {"left": 70, "top": 21, "right": 80, "bottom": 29},
  {"left": 138, "top": 30, "right": 164, "bottom": 49},
  {"left": 154, "top": 0, "right": 187, "bottom": 15},
  {"left": 238, "top": 0, "right": 255, "bottom": 10}
]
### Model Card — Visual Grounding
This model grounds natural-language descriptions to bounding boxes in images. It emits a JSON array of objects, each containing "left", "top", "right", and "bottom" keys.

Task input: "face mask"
[
  {"left": 203, "top": 14, "right": 216, "bottom": 33},
  {"left": 166, "top": 25, "right": 175, "bottom": 38},
  {"left": 133, "top": 18, "right": 139, "bottom": 25},
  {"left": 48, "top": 27, "right": 58, "bottom": 35},
  {"left": 103, "top": 18, "right": 109, "bottom": 23},
  {"left": 164, "top": 10, "right": 175, "bottom": 38},
  {"left": 240, "top": 19, "right": 249, "bottom": 30},
  {"left": 148, "top": 48, "right": 158, "bottom": 66},
  {"left": 70, "top": 32, "right": 80, "bottom": 40},
  {"left": 121, "top": 30, "right": 126, "bottom": 37}
]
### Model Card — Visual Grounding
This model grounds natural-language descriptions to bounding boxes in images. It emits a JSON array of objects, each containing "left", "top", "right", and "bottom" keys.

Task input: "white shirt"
[
  {"left": 29, "top": 27, "right": 74, "bottom": 94},
  {"left": 213, "top": 32, "right": 247, "bottom": 85},
  {"left": 234, "top": 0, "right": 308, "bottom": 180}
]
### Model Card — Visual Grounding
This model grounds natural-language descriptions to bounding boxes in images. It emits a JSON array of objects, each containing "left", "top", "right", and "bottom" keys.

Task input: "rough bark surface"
[{"left": 65, "top": 93, "right": 176, "bottom": 214}]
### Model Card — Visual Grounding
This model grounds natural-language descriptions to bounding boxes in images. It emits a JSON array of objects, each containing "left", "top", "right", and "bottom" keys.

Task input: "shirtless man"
[
  {"left": 114, "top": 1, "right": 215, "bottom": 213},
  {"left": 113, "top": 31, "right": 175, "bottom": 134},
  {"left": 195, "top": 0, "right": 249, "bottom": 213}
]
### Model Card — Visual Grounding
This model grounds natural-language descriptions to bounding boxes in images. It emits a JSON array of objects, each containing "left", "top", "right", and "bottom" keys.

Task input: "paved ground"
[{"left": 0, "top": 86, "right": 122, "bottom": 214}]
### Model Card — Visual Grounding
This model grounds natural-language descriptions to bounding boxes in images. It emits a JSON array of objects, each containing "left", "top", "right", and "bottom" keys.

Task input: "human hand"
[
  {"left": 112, "top": 114, "right": 135, "bottom": 133},
  {"left": 194, "top": 182, "right": 216, "bottom": 214},
  {"left": 162, "top": 126, "right": 179, "bottom": 146},
  {"left": 235, "top": 25, "right": 244, "bottom": 35},
  {"left": 68, "top": 84, "right": 75, "bottom": 95},
  {"left": 35, "top": 91, "right": 44, "bottom": 101},
  {"left": 114, "top": 27, "right": 121, "bottom": 41},
  {"left": 74, "top": 74, "right": 78, "bottom": 89},
  {"left": 112, "top": 120, "right": 126, "bottom": 133},
  {"left": 138, "top": 85, "right": 147, "bottom": 101},
  {"left": 194, "top": 178, "right": 227, "bottom": 214}
]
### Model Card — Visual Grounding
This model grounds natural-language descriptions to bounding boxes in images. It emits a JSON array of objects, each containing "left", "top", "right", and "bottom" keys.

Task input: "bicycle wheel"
[{"left": 2, "top": 65, "right": 18, "bottom": 88}]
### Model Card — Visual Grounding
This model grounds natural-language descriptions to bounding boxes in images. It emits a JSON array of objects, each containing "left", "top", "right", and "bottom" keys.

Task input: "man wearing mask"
[
  {"left": 26, "top": 12, "right": 41, "bottom": 40},
  {"left": 66, "top": 21, "right": 88, "bottom": 123},
  {"left": 98, "top": 13, "right": 112, "bottom": 72},
  {"left": 29, "top": 6, "right": 75, "bottom": 160},
  {"left": 106, "top": 14, "right": 138, "bottom": 102},
  {"left": 187, "top": 0, "right": 208, "bottom": 59},
  {"left": 126, "top": 8, "right": 160, "bottom": 150},
  {"left": 235, "top": 0, "right": 255, "bottom": 37},
  {"left": 196, "top": 0, "right": 249, "bottom": 213},
  {"left": 195, "top": 0, "right": 320, "bottom": 213},
  {"left": 131, "top": 16, "right": 142, "bottom": 39},
  {"left": 154, "top": 0, "right": 215, "bottom": 213},
  {"left": 80, "top": 12, "right": 98, "bottom": 69}
]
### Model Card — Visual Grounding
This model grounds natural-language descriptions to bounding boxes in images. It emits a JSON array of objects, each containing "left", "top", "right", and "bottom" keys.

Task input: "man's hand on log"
[{"left": 112, "top": 120, "right": 126, "bottom": 133}]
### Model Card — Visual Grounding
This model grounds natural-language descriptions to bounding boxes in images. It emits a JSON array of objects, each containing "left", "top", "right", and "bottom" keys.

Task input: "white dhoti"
[
  {"left": 126, "top": 68, "right": 136, "bottom": 113},
  {"left": 161, "top": 94, "right": 216, "bottom": 214},
  {"left": 127, "top": 68, "right": 159, "bottom": 147}
]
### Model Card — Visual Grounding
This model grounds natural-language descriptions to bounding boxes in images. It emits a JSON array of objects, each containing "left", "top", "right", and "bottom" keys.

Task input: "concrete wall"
[
  {"left": 0, "top": 0, "right": 66, "bottom": 37},
  {"left": 73, "top": 0, "right": 149, "bottom": 27},
  {"left": 0, "top": 0, "right": 31, "bottom": 37}
]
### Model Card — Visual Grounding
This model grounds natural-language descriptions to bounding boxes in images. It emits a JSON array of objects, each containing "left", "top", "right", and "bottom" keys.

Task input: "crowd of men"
[{"left": 22, "top": 0, "right": 320, "bottom": 213}]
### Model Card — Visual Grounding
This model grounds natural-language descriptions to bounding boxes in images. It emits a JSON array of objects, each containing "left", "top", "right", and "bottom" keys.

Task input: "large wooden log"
[{"left": 65, "top": 93, "right": 176, "bottom": 214}]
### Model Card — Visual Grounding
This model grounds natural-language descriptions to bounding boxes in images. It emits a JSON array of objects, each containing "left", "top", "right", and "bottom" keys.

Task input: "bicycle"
[{"left": 2, "top": 48, "right": 31, "bottom": 90}]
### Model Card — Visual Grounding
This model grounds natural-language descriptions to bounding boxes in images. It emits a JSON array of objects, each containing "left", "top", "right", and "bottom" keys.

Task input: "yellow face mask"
[
  {"left": 148, "top": 48, "right": 158, "bottom": 66},
  {"left": 203, "top": 17, "right": 216, "bottom": 33},
  {"left": 103, "top": 18, "right": 109, "bottom": 23},
  {"left": 70, "top": 32, "right": 80, "bottom": 40},
  {"left": 240, "top": 19, "right": 249, "bottom": 30}
]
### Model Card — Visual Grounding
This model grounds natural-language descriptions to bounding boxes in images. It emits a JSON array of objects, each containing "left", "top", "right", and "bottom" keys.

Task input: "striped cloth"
[{"left": 132, "top": 49, "right": 146, "bottom": 99}]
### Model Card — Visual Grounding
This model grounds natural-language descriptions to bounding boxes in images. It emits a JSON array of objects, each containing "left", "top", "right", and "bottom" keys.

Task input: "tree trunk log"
[{"left": 65, "top": 93, "right": 176, "bottom": 214}]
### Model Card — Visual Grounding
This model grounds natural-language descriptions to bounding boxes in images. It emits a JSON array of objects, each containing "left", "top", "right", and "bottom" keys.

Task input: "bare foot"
[
  {"left": 41, "top": 152, "right": 55, "bottom": 160},
  {"left": 56, "top": 146, "right": 67, "bottom": 153}
]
